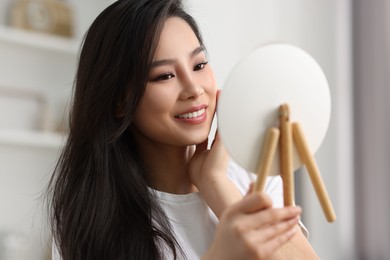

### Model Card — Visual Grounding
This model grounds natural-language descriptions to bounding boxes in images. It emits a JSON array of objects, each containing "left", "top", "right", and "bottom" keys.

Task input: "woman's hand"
[
  {"left": 203, "top": 192, "right": 302, "bottom": 260},
  {"left": 187, "top": 130, "right": 229, "bottom": 187},
  {"left": 188, "top": 89, "right": 228, "bottom": 187},
  {"left": 187, "top": 89, "right": 242, "bottom": 217},
  {"left": 188, "top": 130, "right": 240, "bottom": 217}
]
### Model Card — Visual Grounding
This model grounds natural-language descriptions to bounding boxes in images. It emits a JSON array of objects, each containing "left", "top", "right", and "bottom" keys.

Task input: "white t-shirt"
[
  {"left": 53, "top": 161, "right": 307, "bottom": 259},
  {"left": 152, "top": 161, "right": 300, "bottom": 259}
]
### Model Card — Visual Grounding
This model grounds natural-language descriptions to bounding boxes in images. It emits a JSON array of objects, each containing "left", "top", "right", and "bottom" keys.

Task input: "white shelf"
[
  {"left": 0, "top": 25, "right": 80, "bottom": 55},
  {"left": 0, "top": 129, "right": 66, "bottom": 149}
]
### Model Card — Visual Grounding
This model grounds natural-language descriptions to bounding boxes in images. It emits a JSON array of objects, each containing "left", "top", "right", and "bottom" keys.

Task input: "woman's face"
[{"left": 132, "top": 17, "right": 217, "bottom": 147}]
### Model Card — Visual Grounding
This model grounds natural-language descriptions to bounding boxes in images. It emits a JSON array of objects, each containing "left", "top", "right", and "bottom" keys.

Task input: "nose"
[{"left": 179, "top": 74, "right": 204, "bottom": 100}]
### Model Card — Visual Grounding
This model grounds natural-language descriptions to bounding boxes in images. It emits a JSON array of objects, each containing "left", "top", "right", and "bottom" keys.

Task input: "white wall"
[{"left": 186, "top": 1, "right": 354, "bottom": 259}]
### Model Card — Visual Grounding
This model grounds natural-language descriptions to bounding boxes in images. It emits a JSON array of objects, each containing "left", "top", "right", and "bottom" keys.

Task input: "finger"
[
  {"left": 210, "top": 129, "right": 228, "bottom": 161},
  {"left": 245, "top": 206, "right": 302, "bottom": 228},
  {"left": 195, "top": 138, "right": 208, "bottom": 155},
  {"left": 211, "top": 129, "right": 220, "bottom": 148},
  {"left": 230, "top": 192, "right": 273, "bottom": 215},
  {"left": 234, "top": 206, "right": 301, "bottom": 232},
  {"left": 216, "top": 89, "right": 221, "bottom": 107},
  {"left": 251, "top": 216, "right": 300, "bottom": 243},
  {"left": 213, "top": 89, "right": 220, "bottom": 116},
  {"left": 246, "top": 183, "right": 255, "bottom": 195},
  {"left": 248, "top": 220, "right": 300, "bottom": 258},
  {"left": 210, "top": 89, "right": 221, "bottom": 148}
]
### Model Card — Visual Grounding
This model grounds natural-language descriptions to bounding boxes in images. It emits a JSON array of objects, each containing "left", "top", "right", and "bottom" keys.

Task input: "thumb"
[
  {"left": 246, "top": 182, "right": 255, "bottom": 195},
  {"left": 232, "top": 192, "right": 273, "bottom": 214}
]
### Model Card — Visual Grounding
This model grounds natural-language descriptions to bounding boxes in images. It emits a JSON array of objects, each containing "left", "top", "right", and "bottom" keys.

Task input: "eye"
[
  {"left": 151, "top": 73, "right": 175, "bottom": 82},
  {"left": 194, "top": 61, "right": 208, "bottom": 71}
]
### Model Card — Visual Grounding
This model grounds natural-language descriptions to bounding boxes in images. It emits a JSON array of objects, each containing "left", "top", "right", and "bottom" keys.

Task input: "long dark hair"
[{"left": 46, "top": 0, "right": 204, "bottom": 259}]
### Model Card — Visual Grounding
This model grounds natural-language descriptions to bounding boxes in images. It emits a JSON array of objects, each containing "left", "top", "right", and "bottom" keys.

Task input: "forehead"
[{"left": 154, "top": 17, "right": 201, "bottom": 59}]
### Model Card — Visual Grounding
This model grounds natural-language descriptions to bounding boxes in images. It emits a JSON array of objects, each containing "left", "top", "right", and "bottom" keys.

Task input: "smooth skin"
[{"left": 132, "top": 17, "right": 319, "bottom": 259}]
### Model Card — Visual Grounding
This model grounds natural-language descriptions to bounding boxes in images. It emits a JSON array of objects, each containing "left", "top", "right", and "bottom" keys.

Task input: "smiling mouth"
[{"left": 176, "top": 108, "right": 206, "bottom": 119}]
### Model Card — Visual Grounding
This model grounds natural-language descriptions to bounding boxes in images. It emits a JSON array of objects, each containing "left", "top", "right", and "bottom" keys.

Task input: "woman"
[{"left": 47, "top": 0, "right": 319, "bottom": 259}]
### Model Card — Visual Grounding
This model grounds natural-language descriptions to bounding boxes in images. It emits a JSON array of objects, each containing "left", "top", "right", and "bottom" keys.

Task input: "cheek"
[
  {"left": 140, "top": 85, "right": 176, "bottom": 114},
  {"left": 202, "top": 68, "right": 217, "bottom": 106},
  {"left": 134, "top": 85, "right": 174, "bottom": 130},
  {"left": 203, "top": 67, "right": 217, "bottom": 90}
]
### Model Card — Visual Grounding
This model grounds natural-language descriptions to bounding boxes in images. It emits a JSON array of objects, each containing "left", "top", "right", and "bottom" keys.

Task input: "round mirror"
[{"left": 217, "top": 43, "right": 331, "bottom": 175}]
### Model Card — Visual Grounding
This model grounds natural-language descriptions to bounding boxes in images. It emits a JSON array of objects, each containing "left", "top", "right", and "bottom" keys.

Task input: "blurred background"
[{"left": 0, "top": 0, "right": 388, "bottom": 259}]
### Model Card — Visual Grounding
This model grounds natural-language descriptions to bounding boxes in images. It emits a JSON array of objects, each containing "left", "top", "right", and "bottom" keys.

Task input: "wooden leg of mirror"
[
  {"left": 279, "top": 104, "right": 295, "bottom": 206},
  {"left": 292, "top": 122, "right": 337, "bottom": 222},
  {"left": 253, "top": 128, "right": 280, "bottom": 193}
]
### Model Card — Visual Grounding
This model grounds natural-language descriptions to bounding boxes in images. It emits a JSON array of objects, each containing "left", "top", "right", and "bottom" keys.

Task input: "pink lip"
[
  {"left": 178, "top": 104, "right": 207, "bottom": 115},
  {"left": 175, "top": 104, "right": 208, "bottom": 125}
]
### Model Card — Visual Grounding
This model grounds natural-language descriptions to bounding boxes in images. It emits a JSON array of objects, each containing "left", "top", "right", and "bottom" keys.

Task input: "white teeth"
[{"left": 178, "top": 108, "right": 205, "bottom": 119}]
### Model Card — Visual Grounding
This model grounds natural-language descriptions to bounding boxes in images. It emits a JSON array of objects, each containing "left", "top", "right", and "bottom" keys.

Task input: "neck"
[{"left": 132, "top": 130, "right": 197, "bottom": 194}]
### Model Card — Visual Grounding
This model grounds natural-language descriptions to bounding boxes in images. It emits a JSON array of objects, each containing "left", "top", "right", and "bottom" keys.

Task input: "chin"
[
  {"left": 190, "top": 134, "right": 210, "bottom": 145},
  {"left": 180, "top": 125, "right": 212, "bottom": 146}
]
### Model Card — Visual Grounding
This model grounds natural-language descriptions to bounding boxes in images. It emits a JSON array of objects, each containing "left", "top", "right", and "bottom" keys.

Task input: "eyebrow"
[{"left": 150, "top": 46, "right": 205, "bottom": 68}]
